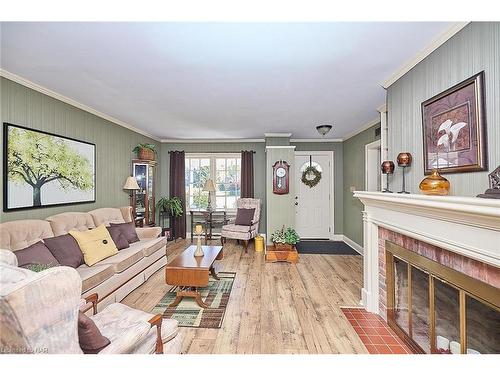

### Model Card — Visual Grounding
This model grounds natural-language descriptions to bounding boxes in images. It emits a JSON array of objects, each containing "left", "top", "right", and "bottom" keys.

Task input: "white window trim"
[{"left": 185, "top": 152, "right": 241, "bottom": 213}]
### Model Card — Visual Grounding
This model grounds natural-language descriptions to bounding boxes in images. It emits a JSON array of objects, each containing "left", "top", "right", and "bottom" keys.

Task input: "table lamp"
[
  {"left": 123, "top": 176, "right": 140, "bottom": 205},
  {"left": 381, "top": 161, "right": 395, "bottom": 193},
  {"left": 397, "top": 152, "right": 412, "bottom": 194},
  {"left": 203, "top": 179, "right": 216, "bottom": 212},
  {"left": 194, "top": 224, "right": 204, "bottom": 257}
]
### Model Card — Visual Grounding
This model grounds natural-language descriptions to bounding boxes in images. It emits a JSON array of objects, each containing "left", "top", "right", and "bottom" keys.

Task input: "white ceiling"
[{"left": 1, "top": 22, "right": 452, "bottom": 140}]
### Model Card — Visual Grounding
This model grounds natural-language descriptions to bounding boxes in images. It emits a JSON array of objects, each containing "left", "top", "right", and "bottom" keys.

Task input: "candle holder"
[
  {"left": 381, "top": 161, "right": 395, "bottom": 193},
  {"left": 194, "top": 224, "right": 204, "bottom": 257},
  {"left": 397, "top": 152, "right": 412, "bottom": 194}
]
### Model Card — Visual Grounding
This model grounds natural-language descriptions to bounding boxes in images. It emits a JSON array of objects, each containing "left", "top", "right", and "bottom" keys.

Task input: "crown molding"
[
  {"left": 382, "top": 22, "right": 470, "bottom": 89},
  {"left": 264, "top": 132, "right": 292, "bottom": 138},
  {"left": 0, "top": 69, "right": 161, "bottom": 142},
  {"left": 290, "top": 138, "right": 343, "bottom": 143},
  {"left": 265, "top": 145, "right": 296, "bottom": 149},
  {"left": 343, "top": 117, "right": 380, "bottom": 141},
  {"left": 161, "top": 138, "right": 265, "bottom": 143}
]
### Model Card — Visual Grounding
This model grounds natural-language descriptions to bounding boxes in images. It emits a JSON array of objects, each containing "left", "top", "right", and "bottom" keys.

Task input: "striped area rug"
[{"left": 151, "top": 272, "right": 236, "bottom": 328}]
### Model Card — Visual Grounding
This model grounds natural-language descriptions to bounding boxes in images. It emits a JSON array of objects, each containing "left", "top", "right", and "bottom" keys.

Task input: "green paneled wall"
[
  {"left": 265, "top": 146, "right": 295, "bottom": 240},
  {"left": 0, "top": 77, "right": 160, "bottom": 222},
  {"left": 342, "top": 125, "right": 380, "bottom": 246},
  {"left": 387, "top": 22, "right": 500, "bottom": 196},
  {"left": 160, "top": 142, "right": 267, "bottom": 233},
  {"left": 291, "top": 142, "right": 344, "bottom": 234}
]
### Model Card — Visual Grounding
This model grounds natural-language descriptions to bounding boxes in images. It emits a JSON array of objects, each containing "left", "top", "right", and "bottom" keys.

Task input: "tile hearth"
[{"left": 342, "top": 307, "right": 415, "bottom": 354}]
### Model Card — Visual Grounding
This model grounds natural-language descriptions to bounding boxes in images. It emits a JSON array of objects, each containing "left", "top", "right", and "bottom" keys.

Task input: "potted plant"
[
  {"left": 270, "top": 226, "right": 300, "bottom": 251},
  {"left": 156, "top": 196, "right": 183, "bottom": 217},
  {"left": 133, "top": 143, "right": 157, "bottom": 161}
]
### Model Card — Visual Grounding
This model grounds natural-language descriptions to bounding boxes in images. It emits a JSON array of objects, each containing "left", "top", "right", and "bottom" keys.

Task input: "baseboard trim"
[
  {"left": 331, "top": 234, "right": 344, "bottom": 241},
  {"left": 343, "top": 235, "right": 364, "bottom": 255}
]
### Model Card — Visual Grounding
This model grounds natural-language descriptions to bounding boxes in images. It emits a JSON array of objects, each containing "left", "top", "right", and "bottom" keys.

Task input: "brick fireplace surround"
[
  {"left": 351, "top": 191, "right": 500, "bottom": 354},
  {"left": 353, "top": 191, "right": 500, "bottom": 316},
  {"left": 377, "top": 227, "right": 500, "bottom": 321}
]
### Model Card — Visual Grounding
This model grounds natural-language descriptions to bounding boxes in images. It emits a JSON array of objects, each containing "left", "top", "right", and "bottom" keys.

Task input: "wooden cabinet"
[{"left": 132, "top": 159, "right": 157, "bottom": 226}]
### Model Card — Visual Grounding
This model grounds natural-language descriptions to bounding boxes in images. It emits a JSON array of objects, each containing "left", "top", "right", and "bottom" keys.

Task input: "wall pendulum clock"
[{"left": 272, "top": 160, "right": 290, "bottom": 195}]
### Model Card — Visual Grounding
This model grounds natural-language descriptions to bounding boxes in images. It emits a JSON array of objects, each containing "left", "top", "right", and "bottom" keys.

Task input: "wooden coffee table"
[{"left": 165, "top": 245, "right": 223, "bottom": 308}]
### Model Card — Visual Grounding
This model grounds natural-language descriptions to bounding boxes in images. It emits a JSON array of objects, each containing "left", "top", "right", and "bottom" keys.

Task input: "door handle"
[{"left": 294, "top": 202, "right": 298, "bottom": 206}]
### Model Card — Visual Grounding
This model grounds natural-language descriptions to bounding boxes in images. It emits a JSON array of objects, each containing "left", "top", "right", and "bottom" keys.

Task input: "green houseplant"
[
  {"left": 133, "top": 143, "right": 157, "bottom": 160},
  {"left": 270, "top": 226, "right": 300, "bottom": 250},
  {"left": 156, "top": 196, "right": 183, "bottom": 218}
]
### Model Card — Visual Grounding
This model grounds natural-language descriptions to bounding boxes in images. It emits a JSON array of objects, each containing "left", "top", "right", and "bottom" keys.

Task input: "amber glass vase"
[{"left": 419, "top": 169, "right": 450, "bottom": 196}]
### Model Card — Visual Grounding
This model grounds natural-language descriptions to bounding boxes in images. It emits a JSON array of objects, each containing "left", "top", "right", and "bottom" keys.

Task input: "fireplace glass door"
[{"left": 386, "top": 241, "right": 500, "bottom": 354}]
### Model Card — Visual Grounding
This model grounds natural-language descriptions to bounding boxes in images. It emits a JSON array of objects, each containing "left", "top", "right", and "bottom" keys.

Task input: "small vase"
[{"left": 419, "top": 169, "right": 450, "bottom": 196}]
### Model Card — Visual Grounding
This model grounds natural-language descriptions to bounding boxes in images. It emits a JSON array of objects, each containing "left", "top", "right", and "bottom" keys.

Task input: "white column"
[{"left": 362, "top": 210, "right": 380, "bottom": 313}]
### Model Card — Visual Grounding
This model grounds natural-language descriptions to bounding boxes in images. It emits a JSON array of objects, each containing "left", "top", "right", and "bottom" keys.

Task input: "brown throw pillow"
[
  {"left": 78, "top": 312, "right": 110, "bottom": 354},
  {"left": 15, "top": 241, "right": 60, "bottom": 269},
  {"left": 106, "top": 226, "right": 130, "bottom": 250},
  {"left": 44, "top": 234, "right": 84, "bottom": 268},
  {"left": 110, "top": 222, "right": 140, "bottom": 244},
  {"left": 234, "top": 208, "right": 255, "bottom": 226}
]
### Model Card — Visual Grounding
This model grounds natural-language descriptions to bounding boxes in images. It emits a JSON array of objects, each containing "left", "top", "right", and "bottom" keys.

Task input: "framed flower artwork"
[{"left": 421, "top": 71, "right": 488, "bottom": 174}]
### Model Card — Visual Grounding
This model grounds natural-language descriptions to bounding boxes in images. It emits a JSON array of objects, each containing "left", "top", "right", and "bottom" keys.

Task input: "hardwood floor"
[{"left": 122, "top": 239, "right": 368, "bottom": 354}]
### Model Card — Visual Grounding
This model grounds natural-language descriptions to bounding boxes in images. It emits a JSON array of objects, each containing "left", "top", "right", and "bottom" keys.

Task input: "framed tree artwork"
[
  {"left": 3, "top": 123, "right": 96, "bottom": 211},
  {"left": 421, "top": 71, "right": 488, "bottom": 175}
]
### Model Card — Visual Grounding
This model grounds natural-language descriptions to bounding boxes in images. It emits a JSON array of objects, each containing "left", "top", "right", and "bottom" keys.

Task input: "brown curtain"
[
  {"left": 241, "top": 150, "right": 254, "bottom": 198},
  {"left": 169, "top": 151, "right": 186, "bottom": 239}
]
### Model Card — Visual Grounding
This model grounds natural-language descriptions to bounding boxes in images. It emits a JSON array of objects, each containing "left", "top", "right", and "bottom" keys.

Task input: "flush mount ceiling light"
[{"left": 316, "top": 124, "right": 333, "bottom": 136}]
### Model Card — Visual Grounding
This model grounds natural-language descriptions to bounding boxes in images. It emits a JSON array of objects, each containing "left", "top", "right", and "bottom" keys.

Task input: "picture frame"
[
  {"left": 3, "top": 123, "right": 96, "bottom": 211},
  {"left": 421, "top": 71, "right": 488, "bottom": 175}
]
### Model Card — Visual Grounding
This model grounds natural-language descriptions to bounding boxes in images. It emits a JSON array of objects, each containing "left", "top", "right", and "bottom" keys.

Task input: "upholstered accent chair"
[
  {"left": 0, "top": 250, "right": 181, "bottom": 354},
  {"left": 220, "top": 198, "right": 261, "bottom": 251}
]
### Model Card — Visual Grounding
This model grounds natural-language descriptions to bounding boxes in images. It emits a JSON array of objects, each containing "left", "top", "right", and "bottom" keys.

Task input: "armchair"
[
  {"left": 0, "top": 250, "right": 181, "bottom": 354},
  {"left": 220, "top": 198, "right": 261, "bottom": 252}
]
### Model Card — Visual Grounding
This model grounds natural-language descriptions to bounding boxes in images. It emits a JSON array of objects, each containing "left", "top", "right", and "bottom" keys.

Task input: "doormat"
[
  {"left": 295, "top": 240, "right": 359, "bottom": 255},
  {"left": 151, "top": 272, "right": 235, "bottom": 328}
]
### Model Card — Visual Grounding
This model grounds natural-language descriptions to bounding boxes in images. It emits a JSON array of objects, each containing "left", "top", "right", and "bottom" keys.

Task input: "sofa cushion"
[
  {"left": 78, "top": 311, "right": 111, "bottom": 354},
  {"left": 70, "top": 225, "right": 119, "bottom": 267},
  {"left": 106, "top": 226, "right": 130, "bottom": 250},
  {"left": 89, "top": 208, "right": 126, "bottom": 227},
  {"left": 46, "top": 212, "right": 95, "bottom": 236},
  {"left": 235, "top": 208, "right": 255, "bottom": 226},
  {"left": 140, "top": 237, "right": 167, "bottom": 257},
  {"left": 110, "top": 222, "right": 139, "bottom": 244},
  {"left": 99, "top": 244, "right": 144, "bottom": 273},
  {"left": 15, "top": 241, "right": 60, "bottom": 269},
  {"left": 44, "top": 234, "right": 84, "bottom": 268},
  {"left": 76, "top": 264, "right": 115, "bottom": 293},
  {"left": 0, "top": 220, "right": 54, "bottom": 251}
]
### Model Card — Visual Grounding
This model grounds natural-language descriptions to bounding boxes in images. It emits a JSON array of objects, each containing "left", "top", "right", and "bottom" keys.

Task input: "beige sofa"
[{"left": 0, "top": 206, "right": 168, "bottom": 312}]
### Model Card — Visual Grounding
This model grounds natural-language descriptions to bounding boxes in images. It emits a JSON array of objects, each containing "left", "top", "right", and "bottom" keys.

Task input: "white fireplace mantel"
[{"left": 353, "top": 191, "right": 500, "bottom": 313}]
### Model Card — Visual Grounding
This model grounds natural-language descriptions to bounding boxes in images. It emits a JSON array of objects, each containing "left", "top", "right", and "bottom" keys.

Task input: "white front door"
[{"left": 294, "top": 152, "right": 332, "bottom": 239}]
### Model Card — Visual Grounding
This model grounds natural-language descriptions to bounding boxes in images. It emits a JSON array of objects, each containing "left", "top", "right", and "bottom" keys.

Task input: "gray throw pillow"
[
  {"left": 106, "top": 226, "right": 130, "bottom": 250},
  {"left": 234, "top": 208, "right": 255, "bottom": 226},
  {"left": 110, "top": 222, "right": 140, "bottom": 244},
  {"left": 44, "top": 234, "right": 84, "bottom": 268},
  {"left": 15, "top": 241, "right": 60, "bottom": 269},
  {"left": 78, "top": 312, "right": 111, "bottom": 354}
]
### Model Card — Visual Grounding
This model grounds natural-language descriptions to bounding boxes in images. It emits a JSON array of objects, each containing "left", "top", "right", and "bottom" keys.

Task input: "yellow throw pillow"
[{"left": 69, "top": 224, "right": 118, "bottom": 266}]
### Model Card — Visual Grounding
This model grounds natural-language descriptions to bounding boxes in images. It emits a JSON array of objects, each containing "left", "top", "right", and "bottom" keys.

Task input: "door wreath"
[{"left": 301, "top": 165, "right": 321, "bottom": 188}]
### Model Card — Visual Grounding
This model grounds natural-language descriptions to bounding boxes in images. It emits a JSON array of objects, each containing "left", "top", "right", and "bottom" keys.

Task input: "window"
[{"left": 185, "top": 153, "right": 241, "bottom": 211}]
